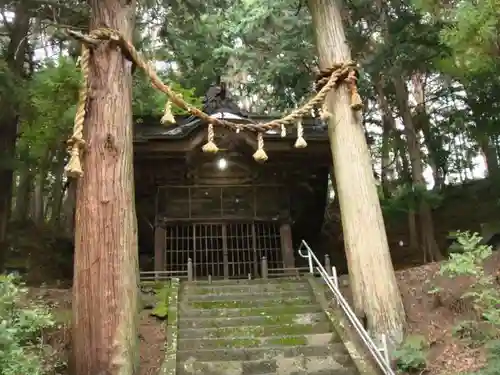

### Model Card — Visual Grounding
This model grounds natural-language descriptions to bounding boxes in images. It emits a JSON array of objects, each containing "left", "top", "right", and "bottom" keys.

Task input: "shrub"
[
  {"left": 441, "top": 231, "right": 500, "bottom": 326},
  {"left": 0, "top": 274, "right": 56, "bottom": 375},
  {"left": 151, "top": 283, "right": 171, "bottom": 319},
  {"left": 392, "top": 334, "right": 428, "bottom": 373},
  {"left": 442, "top": 231, "right": 500, "bottom": 374}
]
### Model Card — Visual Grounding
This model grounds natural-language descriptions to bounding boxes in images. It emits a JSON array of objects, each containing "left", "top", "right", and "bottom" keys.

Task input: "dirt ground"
[
  {"left": 334, "top": 250, "right": 500, "bottom": 374},
  {"left": 387, "top": 250, "right": 499, "bottom": 374},
  {"left": 396, "top": 263, "right": 487, "bottom": 375},
  {"left": 28, "top": 288, "right": 166, "bottom": 375}
]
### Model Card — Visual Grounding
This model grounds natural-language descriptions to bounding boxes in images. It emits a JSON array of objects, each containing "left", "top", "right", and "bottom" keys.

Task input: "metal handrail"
[{"left": 298, "top": 240, "right": 395, "bottom": 375}]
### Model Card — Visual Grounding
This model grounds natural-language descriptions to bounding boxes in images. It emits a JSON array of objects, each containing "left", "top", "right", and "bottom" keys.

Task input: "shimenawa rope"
[{"left": 65, "top": 28, "right": 363, "bottom": 177}]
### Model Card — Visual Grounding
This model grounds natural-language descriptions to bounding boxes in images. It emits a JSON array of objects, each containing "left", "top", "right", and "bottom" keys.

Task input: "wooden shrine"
[{"left": 133, "top": 82, "right": 331, "bottom": 279}]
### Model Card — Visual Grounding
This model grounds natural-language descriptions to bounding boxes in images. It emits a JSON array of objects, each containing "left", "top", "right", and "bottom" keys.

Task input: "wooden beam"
[
  {"left": 280, "top": 222, "right": 295, "bottom": 268},
  {"left": 154, "top": 226, "right": 166, "bottom": 276}
]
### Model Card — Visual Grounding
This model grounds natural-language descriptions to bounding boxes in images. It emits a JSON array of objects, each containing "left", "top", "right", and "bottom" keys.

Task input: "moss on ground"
[
  {"left": 191, "top": 297, "right": 311, "bottom": 309},
  {"left": 211, "top": 338, "right": 261, "bottom": 348},
  {"left": 204, "top": 323, "right": 321, "bottom": 338},
  {"left": 188, "top": 283, "right": 307, "bottom": 295},
  {"left": 265, "top": 336, "right": 308, "bottom": 346}
]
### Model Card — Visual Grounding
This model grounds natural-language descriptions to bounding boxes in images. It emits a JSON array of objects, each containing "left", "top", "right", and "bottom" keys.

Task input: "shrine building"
[{"left": 133, "top": 83, "right": 332, "bottom": 279}]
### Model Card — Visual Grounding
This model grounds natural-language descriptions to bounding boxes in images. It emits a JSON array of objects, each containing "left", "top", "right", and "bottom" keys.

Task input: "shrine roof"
[
  {"left": 134, "top": 81, "right": 329, "bottom": 142},
  {"left": 133, "top": 111, "right": 328, "bottom": 141}
]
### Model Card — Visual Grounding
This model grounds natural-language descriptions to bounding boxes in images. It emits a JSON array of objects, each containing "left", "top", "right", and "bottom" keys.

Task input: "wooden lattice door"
[{"left": 164, "top": 221, "right": 283, "bottom": 279}]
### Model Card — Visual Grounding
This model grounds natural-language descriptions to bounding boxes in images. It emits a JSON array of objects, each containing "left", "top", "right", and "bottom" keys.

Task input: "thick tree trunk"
[
  {"left": 31, "top": 171, "right": 46, "bottom": 224},
  {"left": 393, "top": 77, "right": 442, "bottom": 262},
  {"left": 380, "top": 127, "right": 393, "bottom": 197},
  {"left": 308, "top": 0, "right": 405, "bottom": 346},
  {"left": 479, "top": 136, "right": 499, "bottom": 179},
  {"left": 72, "top": 1, "right": 139, "bottom": 374},
  {"left": 49, "top": 149, "right": 67, "bottom": 228},
  {"left": 13, "top": 166, "right": 33, "bottom": 222},
  {"left": 62, "top": 182, "right": 77, "bottom": 237},
  {"left": 375, "top": 79, "right": 397, "bottom": 196},
  {"left": 0, "top": 1, "right": 30, "bottom": 270},
  {"left": 411, "top": 73, "right": 445, "bottom": 189}
]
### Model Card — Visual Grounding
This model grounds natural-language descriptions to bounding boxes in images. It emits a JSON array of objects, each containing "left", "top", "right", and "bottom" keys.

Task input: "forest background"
[{"left": 1, "top": 0, "right": 499, "bottom": 267}]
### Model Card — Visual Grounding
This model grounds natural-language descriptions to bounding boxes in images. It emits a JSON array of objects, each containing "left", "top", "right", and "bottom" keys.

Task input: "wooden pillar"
[
  {"left": 154, "top": 225, "right": 166, "bottom": 277},
  {"left": 222, "top": 224, "right": 229, "bottom": 279},
  {"left": 280, "top": 222, "right": 295, "bottom": 268}
]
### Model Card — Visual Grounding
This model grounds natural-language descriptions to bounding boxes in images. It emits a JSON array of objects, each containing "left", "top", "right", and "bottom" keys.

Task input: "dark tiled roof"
[{"left": 133, "top": 111, "right": 328, "bottom": 141}]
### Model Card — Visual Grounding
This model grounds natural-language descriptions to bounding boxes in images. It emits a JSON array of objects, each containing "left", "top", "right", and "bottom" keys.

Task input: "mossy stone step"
[
  {"left": 178, "top": 333, "right": 334, "bottom": 351},
  {"left": 179, "top": 312, "right": 328, "bottom": 329},
  {"left": 182, "top": 281, "right": 311, "bottom": 295},
  {"left": 177, "top": 355, "right": 357, "bottom": 375},
  {"left": 186, "top": 295, "right": 314, "bottom": 309},
  {"left": 180, "top": 304, "right": 322, "bottom": 317},
  {"left": 187, "top": 277, "right": 303, "bottom": 286},
  {"left": 182, "top": 289, "right": 312, "bottom": 302},
  {"left": 179, "top": 322, "right": 332, "bottom": 339},
  {"left": 176, "top": 343, "right": 351, "bottom": 363}
]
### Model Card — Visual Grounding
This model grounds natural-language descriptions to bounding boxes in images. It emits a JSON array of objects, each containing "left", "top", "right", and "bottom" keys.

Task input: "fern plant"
[{"left": 392, "top": 335, "right": 428, "bottom": 373}]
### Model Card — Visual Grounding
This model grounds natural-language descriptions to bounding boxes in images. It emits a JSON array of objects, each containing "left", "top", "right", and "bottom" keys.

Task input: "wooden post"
[
  {"left": 279, "top": 222, "right": 295, "bottom": 268},
  {"left": 324, "top": 254, "right": 332, "bottom": 276},
  {"left": 222, "top": 224, "right": 229, "bottom": 279},
  {"left": 261, "top": 256, "right": 268, "bottom": 279},
  {"left": 187, "top": 258, "right": 193, "bottom": 282},
  {"left": 154, "top": 225, "right": 166, "bottom": 279}
]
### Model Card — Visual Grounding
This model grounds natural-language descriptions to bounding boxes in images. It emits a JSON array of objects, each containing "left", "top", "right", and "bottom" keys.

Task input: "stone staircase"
[{"left": 176, "top": 278, "right": 360, "bottom": 375}]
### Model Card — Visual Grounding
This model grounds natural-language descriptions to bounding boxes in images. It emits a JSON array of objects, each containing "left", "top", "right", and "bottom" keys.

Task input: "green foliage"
[
  {"left": 150, "top": 283, "right": 171, "bottom": 319},
  {"left": 440, "top": 231, "right": 500, "bottom": 374},
  {"left": 0, "top": 274, "right": 56, "bottom": 375},
  {"left": 440, "top": 1, "right": 500, "bottom": 74},
  {"left": 452, "top": 320, "right": 498, "bottom": 348},
  {"left": 468, "top": 340, "right": 500, "bottom": 375},
  {"left": 392, "top": 334, "right": 428, "bottom": 372},
  {"left": 18, "top": 58, "right": 81, "bottom": 168},
  {"left": 441, "top": 231, "right": 500, "bottom": 325},
  {"left": 381, "top": 183, "right": 442, "bottom": 217},
  {"left": 0, "top": 59, "right": 23, "bottom": 110},
  {"left": 132, "top": 70, "right": 203, "bottom": 116}
]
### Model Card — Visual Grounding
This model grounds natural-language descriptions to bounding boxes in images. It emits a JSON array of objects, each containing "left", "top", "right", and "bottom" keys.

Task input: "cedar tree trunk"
[
  {"left": 308, "top": 0, "right": 405, "bottom": 346},
  {"left": 72, "top": 1, "right": 139, "bottom": 374}
]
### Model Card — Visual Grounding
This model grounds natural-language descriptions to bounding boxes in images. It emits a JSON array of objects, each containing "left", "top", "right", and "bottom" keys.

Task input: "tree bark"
[
  {"left": 479, "top": 136, "right": 499, "bottom": 179},
  {"left": 393, "top": 77, "right": 443, "bottom": 262},
  {"left": 72, "top": 1, "right": 139, "bottom": 374},
  {"left": 31, "top": 171, "right": 46, "bottom": 224},
  {"left": 49, "top": 149, "right": 67, "bottom": 228},
  {"left": 374, "top": 78, "right": 396, "bottom": 197},
  {"left": 411, "top": 73, "right": 445, "bottom": 190},
  {"left": 0, "top": 0, "right": 30, "bottom": 270},
  {"left": 62, "top": 181, "right": 77, "bottom": 237},
  {"left": 308, "top": 0, "right": 405, "bottom": 346},
  {"left": 13, "top": 166, "right": 33, "bottom": 222}
]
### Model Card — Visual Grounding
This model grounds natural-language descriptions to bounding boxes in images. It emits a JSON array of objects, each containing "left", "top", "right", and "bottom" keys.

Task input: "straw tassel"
[
  {"left": 294, "top": 119, "right": 307, "bottom": 148},
  {"left": 347, "top": 70, "right": 363, "bottom": 111},
  {"left": 160, "top": 100, "right": 176, "bottom": 125},
  {"left": 202, "top": 123, "right": 219, "bottom": 153},
  {"left": 65, "top": 143, "right": 84, "bottom": 178},
  {"left": 252, "top": 133, "right": 268, "bottom": 162},
  {"left": 320, "top": 102, "right": 332, "bottom": 120}
]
